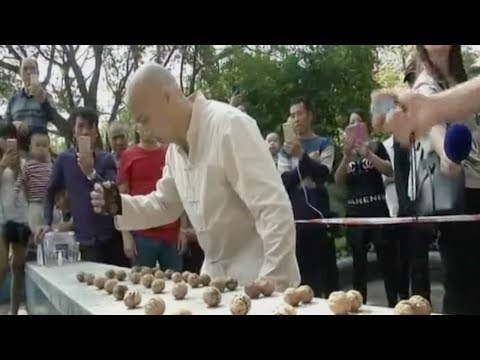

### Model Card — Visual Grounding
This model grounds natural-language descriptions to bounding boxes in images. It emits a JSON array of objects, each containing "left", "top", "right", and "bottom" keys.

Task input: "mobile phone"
[
  {"left": 282, "top": 122, "right": 297, "bottom": 143},
  {"left": 345, "top": 122, "right": 368, "bottom": 144},
  {"left": 371, "top": 92, "right": 397, "bottom": 118},
  {"left": 6, "top": 139, "right": 18, "bottom": 152},
  {"left": 78, "top": 136, "right": 91, "bottom": 154},
  {"left": 30, "top": 73, "right": 40, "bottom": 86}
]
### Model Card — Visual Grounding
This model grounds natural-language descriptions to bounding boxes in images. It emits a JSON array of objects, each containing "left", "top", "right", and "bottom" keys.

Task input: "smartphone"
[
  {"left": 30, "top": 73, "right": 40, "bottom": 86},
  {"left": 345, "top": 122, "right": 368, "bottom": 144},
  {"left": 371, "top": 92, "right": 397, "bottom": 118},
  {"left": 78, "top": 136, "right": 91, "bottom": 154},
  {"left": 282, "top": 122, "right": 297, "bottom": 143},
  {"left": 6, "top": 139, "right": 18, "bottom": 152}
]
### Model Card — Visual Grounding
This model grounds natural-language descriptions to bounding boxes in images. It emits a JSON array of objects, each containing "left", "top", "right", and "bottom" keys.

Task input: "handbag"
[{"left": 411, "top": 140, "right": 465, "bottom": 216}]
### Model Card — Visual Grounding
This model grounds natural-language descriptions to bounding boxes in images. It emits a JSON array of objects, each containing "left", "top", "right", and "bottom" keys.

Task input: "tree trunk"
[
  {"left": 189, "top": 45, "right": 199, "bottom": 95},
  {"left": 179, "top": 46, "right": 188, "bottom": 94}
]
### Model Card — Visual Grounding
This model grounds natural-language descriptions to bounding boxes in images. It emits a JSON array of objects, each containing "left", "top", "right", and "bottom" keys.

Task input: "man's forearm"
[
  {"left": 433, "top": 75, "right": 480, "bottom": 124},
  {"left": 116, "top": 192, "right": 184, "bottom": 231}
]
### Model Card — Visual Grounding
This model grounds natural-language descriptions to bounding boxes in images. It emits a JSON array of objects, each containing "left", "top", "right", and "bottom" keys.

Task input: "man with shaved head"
[
  {"left": 91, "top": 63, "right": 300, "bottom": 290},
  {"left": 4, "top": 58, "right": 54, "bottom": 153}
]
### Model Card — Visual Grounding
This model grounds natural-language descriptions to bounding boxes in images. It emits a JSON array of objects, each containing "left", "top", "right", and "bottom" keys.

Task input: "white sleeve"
[
  {"left": 320, "top": 144, "right": 335, "bottom": 173},
  {"left": 115, "top": 151, "right": 184, "bottom": 231},
  {"left": 222, "top": 114, "right": 300, "bottom": 290},
  {"left": 277, "top": 151, "right": 293, "bottom": 174}
]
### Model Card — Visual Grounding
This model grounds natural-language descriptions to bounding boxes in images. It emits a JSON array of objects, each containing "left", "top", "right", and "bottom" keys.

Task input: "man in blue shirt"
[
  {"left": 279, "top": 97, "right": 339, "bottom": 298},
  {"left": 35, "top": 108, "right": 128, "bottom": 265},
  {"left": 4, "top": 58, "right": 54, "bottom": 153}
]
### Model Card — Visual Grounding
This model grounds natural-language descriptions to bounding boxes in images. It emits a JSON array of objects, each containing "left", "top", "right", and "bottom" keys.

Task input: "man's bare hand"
[
  {"left": 381, "top": 91, "right": 439, "bottom": 148},
  {"left": 77, "top": 151, "right": 94, "bottom": 177},
  {"left": 12, "top": 121, "right": 29, "bottom": 137},
  {"left": 29, "top": 85, "right": 48, "bottom": 104},
  {"left": 284, "top": 140, "right": 304, "bottom": 158}
]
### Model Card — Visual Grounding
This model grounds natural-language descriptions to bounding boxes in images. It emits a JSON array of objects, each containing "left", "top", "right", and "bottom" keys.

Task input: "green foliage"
[
  {"left": 462, "top": 45, "right": 480, "bottom": 79},
  {"left": 374, "top": 63, "right": 403, "bottom": 88},
  {"left": 200, "top": 45, "right": 378, "bottom": 139},
  {"left": 335, "top": 237, "right": 352, "bottom": 259}
]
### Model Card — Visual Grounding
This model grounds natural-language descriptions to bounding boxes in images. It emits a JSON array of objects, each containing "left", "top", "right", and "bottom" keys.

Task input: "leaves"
[
  {"left": 1, "top": 44, "right": 477, "bottom": 152},
  {"left": 200, "top": 45, "right": 377, "bottom": 138}
]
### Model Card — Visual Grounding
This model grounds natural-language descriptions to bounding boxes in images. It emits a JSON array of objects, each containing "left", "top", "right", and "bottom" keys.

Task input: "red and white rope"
[{"left": 295, "top": 214, "right": 480, "bottom": 226}]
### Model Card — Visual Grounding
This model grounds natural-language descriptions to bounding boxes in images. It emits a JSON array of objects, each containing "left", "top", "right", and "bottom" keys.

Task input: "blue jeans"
[{"left": 133, "top": 235, "right": 182, "bottom": 271}]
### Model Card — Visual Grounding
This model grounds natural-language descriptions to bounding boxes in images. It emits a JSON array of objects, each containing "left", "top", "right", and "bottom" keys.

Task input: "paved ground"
[{"left": 0, "top": 304, "right": 28, "bottom": 315}]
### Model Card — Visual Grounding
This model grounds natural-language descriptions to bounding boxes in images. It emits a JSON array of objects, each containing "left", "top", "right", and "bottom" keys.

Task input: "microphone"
[{"left": 444, "top": 124, "right": 472, "bottom": 163}]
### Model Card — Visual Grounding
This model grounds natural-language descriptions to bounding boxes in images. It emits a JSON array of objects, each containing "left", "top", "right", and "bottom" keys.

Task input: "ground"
[{"left": 0, "top": 304, "right": 27, "bottom": 315}]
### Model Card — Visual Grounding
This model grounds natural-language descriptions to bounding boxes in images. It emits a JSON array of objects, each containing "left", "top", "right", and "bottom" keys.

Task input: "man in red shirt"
[{"left": 117, "top": 123, "right": 182, "bottom": 270}]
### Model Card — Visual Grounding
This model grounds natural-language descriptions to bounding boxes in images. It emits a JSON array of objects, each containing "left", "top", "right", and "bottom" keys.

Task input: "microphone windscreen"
[{"left": 444, "top": 124, "right": 472, "bottom": 163}]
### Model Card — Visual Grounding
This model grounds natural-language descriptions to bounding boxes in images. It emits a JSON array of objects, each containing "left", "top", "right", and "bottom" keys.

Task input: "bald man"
[
  {"left": 5, "top": 58, "right": 53, "bottom": 152},
  {"left": 91, "top": 63, "right": 300, "bottom": 290}
]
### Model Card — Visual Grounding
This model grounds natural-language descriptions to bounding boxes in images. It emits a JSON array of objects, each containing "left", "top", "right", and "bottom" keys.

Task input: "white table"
[{"left": 26, "top": 262, "right": 398, "bottom": 315}]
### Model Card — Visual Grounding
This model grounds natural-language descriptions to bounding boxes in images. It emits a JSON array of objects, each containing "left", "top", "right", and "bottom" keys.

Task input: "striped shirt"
[
  {"left": 5, "top": 89, "right": 53, "bottom": 129},
  {"left": 15, "top": 160, "right": 52, "bottom": 203}
]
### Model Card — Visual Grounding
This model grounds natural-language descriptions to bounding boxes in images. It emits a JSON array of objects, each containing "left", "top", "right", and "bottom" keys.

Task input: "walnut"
[
  {"left": 297, "top": 285, "right": 314, "bottom": 304},
  {"left": 230, "top": 294, "right": 251, "bottom": 315},
  {"left": 172, "top": 282, "right": 188, "bottom": 300},
  {"left": 203, "top": 287, "right": 222, "bottom": 308},
  {"left": 124, "top": 290, "right": 142, "bottom": 309},
  {"left": 225, "top": 277, "right": 238, "bottom": 291},
  {"left": 346, "top": 290, "right": 363, "bottom": 312},
  {"left": 328, "top": 291, "right": 350, "bottom": 315},
  {"left": 151, "top": 279, "right": 166, "bottom": 294},
  {"left": 144, "top": 297, "right": 166, "bottom": 315}
]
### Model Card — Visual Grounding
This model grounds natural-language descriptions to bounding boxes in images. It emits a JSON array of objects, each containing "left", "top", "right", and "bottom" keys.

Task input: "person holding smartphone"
[
  {"left": 4, "top": 58, "right": 54, "bottom": 154},
  {"left": 35, "top": 108, "right": 128, "bottom": 267},
  {"left": 334, "top": 110, "right": 398, "bottom": 307},
  {"left": 0, "top": 124, "right": 29, "bottom": 315},
  {"left": 279, "top": 97, "right": 339, "bottom": 298}
]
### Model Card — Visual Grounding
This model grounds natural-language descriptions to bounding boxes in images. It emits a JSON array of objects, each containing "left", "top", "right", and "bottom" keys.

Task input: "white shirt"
[
  {"left": 116, "top": 93, "right": 300, "bottom": 291},
  {"left": 382, "top": 136, "right": 398, "bottom": 217},
  {"left": 0, "top": 160, "right": 28, "bottom": 226}
]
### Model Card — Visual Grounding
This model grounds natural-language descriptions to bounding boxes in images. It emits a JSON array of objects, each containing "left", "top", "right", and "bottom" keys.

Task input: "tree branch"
[
  {"left": 48, "top": 108, "right": 73, "bottom": 142},
  {"left": 6, "top": 45, "right": 23, "bottom": 61},
  {"left": 62, "top": 45, "right": 89, "bottom": 103},
  {"left": 107, "top": 49, "right": 135, "bottom": 124},
  {"left": 43, "top": 45, "right": 56, "bottom": 86},
  {"left": 18, "top": 46, "right": 27, "bottom": 57},
  {"left": 179, "top": 46, "right": 187, "bottom": 93},
  {"left": 189, "top": 45, "right": 199, "bottom": 95},
  {"left": 34, "top": 45, "right": 62, "bottom": 66},
  {"left": 63, "top": 65, "right": 76, "bottom": 110},
  {"left": 0, "top": 59, "right": 19, "bottom": 73},
  {"left": 163, "top": 45, "right": 178, "bottom": 66},
  {"left": 87, "top": 45, "right": 104, "bottom": 109}
]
